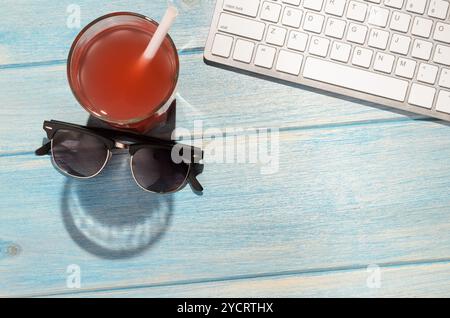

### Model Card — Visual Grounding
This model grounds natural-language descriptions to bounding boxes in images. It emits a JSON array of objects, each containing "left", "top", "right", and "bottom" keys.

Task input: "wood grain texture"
[
  {"left": 0, "top": 55, "right": 422, "bottom": 155},
  {"left": 0, "top": 0, "right": 423, "bottom": 155},
  {"left": 2, "top": 122, "right": 450, "bottom": 297},
  {"left": 0, "top": 0, "right": 214, "bottom": 66},
  {"left": 1, "top": 0, "right": 450, "bottom": 298},
  {"left": 52, "top": 261, "right": 450, "bottom": 298}
]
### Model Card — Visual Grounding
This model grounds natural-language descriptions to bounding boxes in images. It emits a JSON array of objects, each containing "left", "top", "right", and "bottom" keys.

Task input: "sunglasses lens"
[
  {"left": 132, "top": 147, "right": 189, "bottom": 193},
  {"left": 52, "top": 129, "right": 109, "bottom": 178}
]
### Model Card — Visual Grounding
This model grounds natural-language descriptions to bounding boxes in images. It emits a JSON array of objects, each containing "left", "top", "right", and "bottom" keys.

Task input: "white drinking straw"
[{"left": 143, "top": 4, "right": 179, "bottom": 60}]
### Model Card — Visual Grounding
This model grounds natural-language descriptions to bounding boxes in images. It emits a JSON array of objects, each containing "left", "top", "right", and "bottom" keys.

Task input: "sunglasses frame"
[{"left": 35, "top": 120, "right": 204, "bottom": 194}]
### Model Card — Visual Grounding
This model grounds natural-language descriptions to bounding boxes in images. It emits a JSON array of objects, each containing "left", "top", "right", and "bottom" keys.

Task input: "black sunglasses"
[{"left": 35, "top": 120, "right": 204, "bottom": 194}]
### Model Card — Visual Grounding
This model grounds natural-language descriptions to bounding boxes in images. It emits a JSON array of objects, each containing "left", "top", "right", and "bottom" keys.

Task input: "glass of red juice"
[{"left": 67, "top": 12, "right": 179, "bottom": 132}]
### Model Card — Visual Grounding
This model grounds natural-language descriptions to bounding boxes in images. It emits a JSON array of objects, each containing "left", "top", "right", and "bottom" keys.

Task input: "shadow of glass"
[
  {"left": 60, "top": 157, "right": 173, "bottom": 259},
  {"left": 60, "top": 101, "right": 178, "bottom": 259}
]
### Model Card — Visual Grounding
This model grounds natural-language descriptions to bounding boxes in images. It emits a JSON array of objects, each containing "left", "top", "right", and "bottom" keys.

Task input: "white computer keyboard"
[{"left": 204, "top": 0, "right": 450, "bottom": 122}]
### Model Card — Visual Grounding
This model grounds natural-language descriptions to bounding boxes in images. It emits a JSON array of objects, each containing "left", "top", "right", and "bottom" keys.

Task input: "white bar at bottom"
[{"left": 303, "top": 57, "right": 409, "bottom": 102}]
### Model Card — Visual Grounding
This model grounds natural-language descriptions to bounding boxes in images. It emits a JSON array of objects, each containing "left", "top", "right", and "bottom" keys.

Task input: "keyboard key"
[
  {"left": 211, "top": 33, "right": 233, "bottom": 58},
  {"left": 411, "top": 39, "right": 433, "bottom": 60},
  {"left": 325, "top": 0, "right": 347, "bottom": 16},
  {"left": 233, "top": 39, "right": 255, "bottom": 63},
  {"left": 417, "top": 63, "right": 438, "bottom": 84},
  {"left": 411, "top": 17, "right": 433, "bottom": 38},
  {"left": 373, "top": 52, "right": 395, "bottom": 73},
  {"left": 390, "top": 34, "right": 411, "bottom": 55},
  {"left": 347, "top": 1, "right": 368, "bottom": 22},
  {"left": 347, "top": 23, "right": 368, "bottom": 44},
  {"left": 439, "top": 68, "right": 450, "bottom": 88},
  {"left": 218, "top": 13, "right": 266, "bottom": 41},
  {"left": 276, "top": 50, "right": 304, "bottom": 75},
  {"left": 406, "top": 0, "right": 427, "bottom": 14},
  {"left": 282, "top": 0, "right": 301, "bottom": 5},
  {"left": 254, "top": 45, "right": 276, "bottom": 69},
  {"left": 261, "top": 2, "right": 282, "bottom": 23},
  {"left": 384, "top": 0, "right": 404, "bottom": 9},
  {"left": 309, "top": 36, "right": 330, "bottom": 57},
  {"left": 408, "top": 83, "right": 436, "bottom": 109},
  {"left": 352, "top": 47, "right": 373, "bottom": 68},
  {"left": 390, "top": 11, "right": 411, "bottom": 33},
  {"left": 433, "top": 45, "right": 450, "bottom": 66},
  {"left": 287, "top": 31, "right": 309, "bottom": 52},
  {"left": 303, "top": 0, "right": 324, "bottom": 11},
  {"left": 303, "top": 12, "right": 325, "bottom": 33},
  {"left": 266, "top": 25, "right": 287, "bottom": 46},
  {"left": 436, "top": 90, "right": 450, "bottom": 114},
  {"left": 368, "top": 28, "right": 390, "bottom": 49},
  {"left": 330, "top": 42, "right": 352, "bottom": 62},
  {"left": 223, "top": 0, "right": 260, "bottom": 17},
  {"left": 434, "top": 22, "right": 450, "bottom": 44},
  {"left": 325, "top": 18, "right": 347, "bottom": 39},
  {"left": 395, "top": 57, "right": 416, "bottom": 78},
  {"left": 303, "top": 57, "right": 409, "bottom": 101},
  {"left": 368, "top": 6, "right": 390, "bottom": 27},
  {"left": 428, "top": 0, "right": 449, "bottom": 20},
  {"left": 282, "top": 7, "right": 303, "bottom": 28}
]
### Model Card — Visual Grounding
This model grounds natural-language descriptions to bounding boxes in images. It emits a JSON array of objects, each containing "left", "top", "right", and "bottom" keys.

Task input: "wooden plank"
[
  {"left": 1, "top": 0, "right": 448, "bottom": 299},
  {"left": 1, "top": 121, "right": 450, "bottom": 296},
  {"left": 0, "top": 0, "right": 214, "bottom": 66},
  {"left": 53, "top": 261, "right": 450, "bottom": 297},
  {"left": 0, "top": 55, "right": 419, "bottom": 155}
]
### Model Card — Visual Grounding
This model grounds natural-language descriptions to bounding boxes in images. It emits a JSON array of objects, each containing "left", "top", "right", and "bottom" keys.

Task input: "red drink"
[{"left": 68, "top": 12, "right": 179, "bottom": 131}]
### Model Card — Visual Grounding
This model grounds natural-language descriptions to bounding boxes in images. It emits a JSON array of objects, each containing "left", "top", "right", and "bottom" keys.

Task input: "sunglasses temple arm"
[
  {"left": 188, "top": 173, "right": 204, "bottom": 194},
  {"left": 35, "top": 141, "right": 51, "bottom": 156}
]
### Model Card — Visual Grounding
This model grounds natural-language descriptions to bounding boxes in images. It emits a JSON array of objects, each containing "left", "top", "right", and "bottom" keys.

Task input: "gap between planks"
[
  {"left": 0, "top": 47, "right": 205, "bottom": 70},
  {"left": 0, "top": 115, "right": 439, "bottom": 159},
  {"left": 11, "top": 257, "right": 450, "bottom": 298}
]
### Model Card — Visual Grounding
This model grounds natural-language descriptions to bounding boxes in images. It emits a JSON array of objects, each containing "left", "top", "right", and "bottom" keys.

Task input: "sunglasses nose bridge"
[{"left": 114, "top": 141, "right": 129, "bottom": 150}]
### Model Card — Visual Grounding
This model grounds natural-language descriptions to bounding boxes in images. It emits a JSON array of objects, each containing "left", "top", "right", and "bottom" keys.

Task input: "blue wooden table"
[{"left": 1, "top": 0, "right": 450, "bottom": 298}]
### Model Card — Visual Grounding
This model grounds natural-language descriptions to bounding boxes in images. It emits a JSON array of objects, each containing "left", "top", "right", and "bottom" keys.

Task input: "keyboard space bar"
[{"left": 303, "top": 57, "right": 409, "bottom": 102}]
